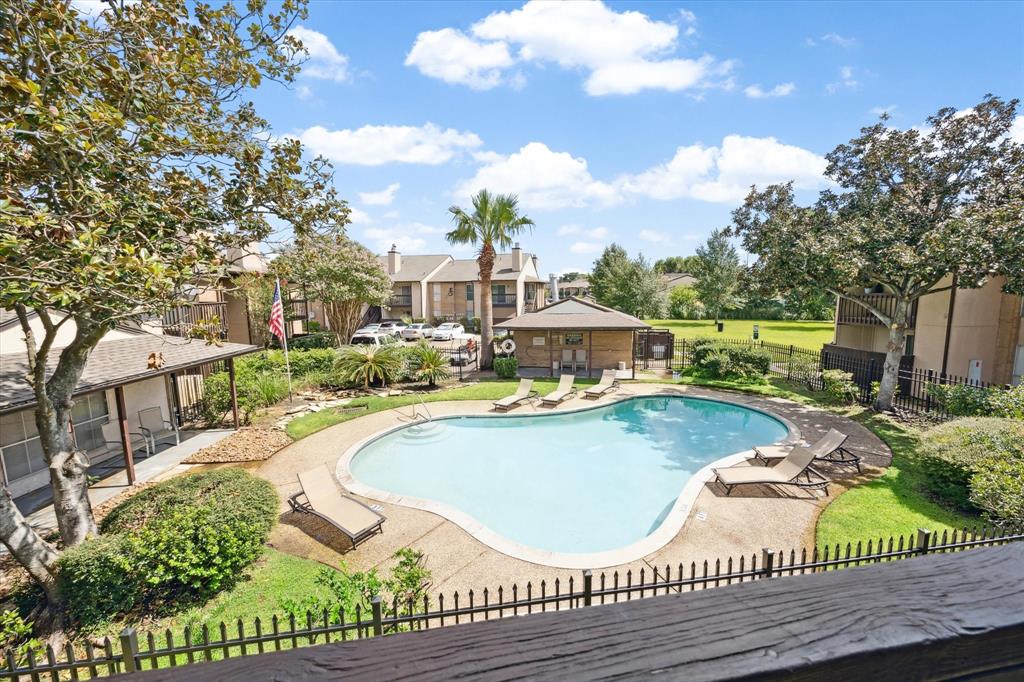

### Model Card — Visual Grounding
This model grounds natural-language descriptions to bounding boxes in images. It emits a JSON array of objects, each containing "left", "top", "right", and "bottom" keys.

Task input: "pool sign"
[{"left": 753, "top": 324, "right": 759, "bottom": 340}]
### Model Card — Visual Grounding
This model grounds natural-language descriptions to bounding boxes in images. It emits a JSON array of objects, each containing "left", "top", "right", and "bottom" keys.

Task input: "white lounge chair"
[
  {"left": 713, "top": 445, "right": 831, "bottom": 496},
  {"left": 493, "top": 379, "right": 538, "bottom": 412},
  {"left": 541, "top": 374, "right": 577, "bottom": 406},
  {"left": 288, "top": 465, "right": 385, "bottom": 547},
  {"left": 754, "top": 428, "right": 860, "bottom": 471},
  {"left": 138, "top": 406, "right": 179, "bottom": 452},
  {"left": 583, "top": 369, "right": 619, "bottom": 398}
]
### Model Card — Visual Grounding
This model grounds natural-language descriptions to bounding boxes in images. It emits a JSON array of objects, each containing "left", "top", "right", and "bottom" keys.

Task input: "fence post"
[
  {"left": 917, "top": 528, "right": 932, "bottom": 556},
  {"left": 119, "top": 628, "right": 139, "bottom": 674},
  {"left": 761, "top": 548, "right": 775, "bottom": 578},
  {"left": 582, "top": 569, "right": 593, "bottom": 607},
  {"left": 371, "top": 596, "right": 383, "bottom": 636},
  {"left": 924, "top": 369, "right": 933, "bottom": 410},
  {"left": 787, "top": 345, "right": 794, "bottom": 380}
]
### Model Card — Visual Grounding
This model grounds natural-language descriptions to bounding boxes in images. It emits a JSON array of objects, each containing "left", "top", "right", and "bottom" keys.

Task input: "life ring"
[{"left": 500, "top": 338, "right": 516, "bottom": 354}]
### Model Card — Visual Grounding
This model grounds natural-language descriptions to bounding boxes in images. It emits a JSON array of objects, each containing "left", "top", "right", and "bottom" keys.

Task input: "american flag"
[{"left": 268, "top": 279, "right": 286, "bottom": 341}]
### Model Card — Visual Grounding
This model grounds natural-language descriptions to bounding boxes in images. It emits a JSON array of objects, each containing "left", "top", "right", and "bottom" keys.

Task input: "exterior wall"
[
  {"left": 511, "top": 329, "right": 634, "bottom": 374},
  {"left": 944, "top": 281, "right": 1014, "bottom": 383},
  {"left": 385, "top": 282, "right": 423, "bottom": 320},
  {"left": 223, "top": 290, "right": 252, "bottom": 345},
  {"left": 0, "top": 314, "right": 137, "bottom": 355},
  {"left": 425, "top": 282, "right": 474, "bottom": 322},
  {"left": 911, "top": 276, "right": 954, "bottom": 373},
  {"left": 993, "top": 294, "right": 1022, "bottom": 385},
  {"left": 833, "top": 324, "right": 889, "bottom": 355}
]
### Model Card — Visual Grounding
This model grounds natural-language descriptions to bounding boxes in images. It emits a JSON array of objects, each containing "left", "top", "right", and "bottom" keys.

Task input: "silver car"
[
  {"left": 378, "top": 321, "right": 407, "bottom": 338},
  {"left": 402, "top": 323, "right": 434, "bottom": 340}
]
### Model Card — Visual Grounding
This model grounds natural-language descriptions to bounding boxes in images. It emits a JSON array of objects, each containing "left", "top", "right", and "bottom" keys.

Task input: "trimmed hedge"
[
  {"left": 690, "top": 340, "right": 771, "bottom": 380},
  {"left": 61, "top": 470, "right": 278, "bottom": 625},
  {"left": 493, "top": 356, "right": 518, "bottom": 379}
]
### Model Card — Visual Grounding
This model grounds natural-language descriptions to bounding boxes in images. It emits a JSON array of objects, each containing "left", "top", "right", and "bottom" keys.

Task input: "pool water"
[{"left": 349, "top": 396, "right": 788, "bottom": 555}]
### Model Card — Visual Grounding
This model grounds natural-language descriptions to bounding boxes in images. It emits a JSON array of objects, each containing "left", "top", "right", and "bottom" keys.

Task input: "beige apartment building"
[
  {"left": 380, "top": 244, "right": 546, "bottom": 324},
  {"left": 828, "top": 275, "right": 1023, "bottom": 385}
]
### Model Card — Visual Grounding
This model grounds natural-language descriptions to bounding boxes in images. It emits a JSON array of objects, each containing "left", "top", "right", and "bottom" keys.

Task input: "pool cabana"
[{"left": 500, "top": 297, "right": 650, "bottom": 378}]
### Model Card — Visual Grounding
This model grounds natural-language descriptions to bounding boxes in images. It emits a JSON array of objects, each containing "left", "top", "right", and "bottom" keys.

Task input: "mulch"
[{"left": 182, "top": 428, "right": 292, "bottom": 464}]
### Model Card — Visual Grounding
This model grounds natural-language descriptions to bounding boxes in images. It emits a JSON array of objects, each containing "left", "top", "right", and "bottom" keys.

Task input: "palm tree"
[{"left": 447, "top": 190, "right": 534, "bottom": 369}]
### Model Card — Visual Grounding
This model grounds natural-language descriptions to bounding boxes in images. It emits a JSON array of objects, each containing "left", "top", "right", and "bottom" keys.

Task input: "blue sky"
[{"left": 249, "top": 0, "right": 1023, "bottom": 276}]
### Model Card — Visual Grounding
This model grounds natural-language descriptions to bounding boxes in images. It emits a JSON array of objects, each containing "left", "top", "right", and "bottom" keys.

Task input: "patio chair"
[
  {"left": 561, "top": 349, "right": 575, "bottom": 373},
  {"left": 541, "top": 373, "right": 577, "bottom": 406},
  {"left": 753, "top": 428, "right": 861, "bottom": 472},
  {"left": 493, "top": 379, "right": 538, "bottom": 412},
  {"left": 713, "top": 445, "right": 831, "bottom": 496},
  {"left": 575, "top": 349, "right": 587, "bottom": 374},
  {"left": 137, "top": 406, "right": 179, "bottom": 452},
  {"left": 583, "top": 369, "right": 619, "bottom": 398},
  {"left": 103, "top": 432, "right": 151, "bottom": 460},
  {"left": 288, "top": 465, "right": 385, "bottom": 547}
]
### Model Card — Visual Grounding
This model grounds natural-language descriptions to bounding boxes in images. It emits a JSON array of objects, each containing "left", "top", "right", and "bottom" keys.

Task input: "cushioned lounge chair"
[
  {"left": 541, "top": 373, "right": 577, "bottom": 406},
  {"left": 288, "top": 465, "right": 385, "bottom": 547},
  {"left": 713, "top": 445, "right": 831, "bottom": 496},
  {"left": 493, "top": 379, "right": 538, "bottom": 412},
  {"left": 754, "top": 428, "right": 860, "bottom": 471},
  {"left": 583, "top": 369, "right": 619, "bottom": 398}
]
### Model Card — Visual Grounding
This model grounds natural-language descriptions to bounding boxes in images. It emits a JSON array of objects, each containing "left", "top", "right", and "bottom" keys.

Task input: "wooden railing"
[
  {"left": 161, "top": 302, "right": 227, "bottom": 339},
  {"left": 836, "top": 294, "right": 918, "bottom": 327}
]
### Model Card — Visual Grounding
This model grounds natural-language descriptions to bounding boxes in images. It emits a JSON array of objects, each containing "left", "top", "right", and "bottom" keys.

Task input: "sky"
[{"left": 244, "top": 0, "right": 1023, "bottom": 276}]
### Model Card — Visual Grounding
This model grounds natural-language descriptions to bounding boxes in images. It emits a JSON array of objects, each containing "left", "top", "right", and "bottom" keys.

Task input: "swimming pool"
[{"left": 344, "top": 395, "right": 791, "bottom": 565}]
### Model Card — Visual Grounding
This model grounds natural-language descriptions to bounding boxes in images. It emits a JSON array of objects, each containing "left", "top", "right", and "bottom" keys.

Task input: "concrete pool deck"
[{"left": 257, "top": 383, "right": 891, "bottom": 596}]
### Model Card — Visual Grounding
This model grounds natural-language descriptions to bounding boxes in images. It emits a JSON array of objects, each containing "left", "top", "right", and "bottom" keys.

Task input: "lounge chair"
[
  {"left": 288, "top": 465, "right": 385, "bottom": 547},
  {"left": 493, "top": 379, "right": 538, "bottom": 412},
  {"left": 541, "top": 373, "right": 577, "bottom": 406},
  {"left": 713, "top": 445, "right": 831, "bottom": 496},
  {"left": 583, "top": 369, "right": 619, "bottom": 398},
  {"left": 754, "top": 428, "right": 861, "bottom": 471},
  {"left": 138, "top": 406, "right": 179, "bottom": 452}
]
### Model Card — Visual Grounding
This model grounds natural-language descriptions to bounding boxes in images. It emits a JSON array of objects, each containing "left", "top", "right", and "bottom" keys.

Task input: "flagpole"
[{"left": 277, "top": 278, "right": 294, "bottom": 401}]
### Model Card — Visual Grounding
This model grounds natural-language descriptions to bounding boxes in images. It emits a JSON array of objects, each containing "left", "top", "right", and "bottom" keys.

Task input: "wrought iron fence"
[{"left": 3, "top": 525, "right": 1021, "bottom": 680}]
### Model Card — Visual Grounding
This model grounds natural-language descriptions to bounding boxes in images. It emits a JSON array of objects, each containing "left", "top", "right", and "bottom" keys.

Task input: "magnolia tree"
[
  {"left": 589, "top": 244, "right": 665, "bottom": 318},
  {"left": 730, "top": 96, "right": 1024, "bottom": 410},
  {"left": 274, "top": 231, "right": 393, "bottom": 344},
  {"left": 0, "top": 0, "right": 346, "bottom": 605},
  {"left": 692, "top": 229, "right": 741, "bottom": 323}
]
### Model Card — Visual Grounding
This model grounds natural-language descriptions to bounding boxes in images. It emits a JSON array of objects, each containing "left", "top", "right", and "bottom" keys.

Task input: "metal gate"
[{"left": 634, "top": 329, "right": 675, "bottom": 369}]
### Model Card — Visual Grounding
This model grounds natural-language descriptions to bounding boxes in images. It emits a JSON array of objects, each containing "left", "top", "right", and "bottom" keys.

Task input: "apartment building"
[
  {"left": 828, "top": 275, "right": 1023, "bottom": 385},
  {"left": 380, "top": 244, "right": 546, "bottom": 324}
]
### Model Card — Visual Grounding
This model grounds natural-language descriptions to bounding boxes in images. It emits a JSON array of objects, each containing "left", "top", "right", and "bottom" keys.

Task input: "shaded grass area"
[
  {"left": 644, "top": 319, "right": 835, "bottom": 351},
  {"left": 815, "top": 412, "right": 979, "bottom": 548}
]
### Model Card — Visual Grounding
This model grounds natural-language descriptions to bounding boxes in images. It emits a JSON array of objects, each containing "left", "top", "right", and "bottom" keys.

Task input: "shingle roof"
[
  {"left": 500, "top": 297, "right": 650, "bottom": 331},
  {"left": 558, "top": 279, "right": 590, "bottom": 289},
  {"left": 661, "top": 273, "right": 696, "bottom": 288},
  {"left": 378, "top": 255, "right": 451, "bottom": 283},
  {"left": 433, "top": 253, "right": 536, "bottom": 282},
  {"left": 1, "top": 334, "right": 259, "bottom": 413}
]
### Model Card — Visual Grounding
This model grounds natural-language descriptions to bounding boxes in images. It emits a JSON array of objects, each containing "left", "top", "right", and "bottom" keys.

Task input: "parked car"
[
  {"left": 402, "top": 323, "right": 435, "bottom": 340},
  {"left": 354, "top": 323, "right": 381, "bottom": 335},
  {"left": 349, "top": 332, "right": 399, "bottom": 347},
  {"left": 432, "top": 322, "right": 465, "bottom": 341},
  {"left": 378, "top": 321, "right": 407, "bottom": 337}
]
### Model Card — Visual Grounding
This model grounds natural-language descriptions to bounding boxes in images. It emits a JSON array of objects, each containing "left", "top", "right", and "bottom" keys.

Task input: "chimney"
[
  {"left": 387, "top": 244, "right": 401, "bottom": 274},
  {"left": 512, "top": 242, "right": 524, "bottom": 270},
  {"left": 549, "top": 273, "right": 559, "bottom": 302}
]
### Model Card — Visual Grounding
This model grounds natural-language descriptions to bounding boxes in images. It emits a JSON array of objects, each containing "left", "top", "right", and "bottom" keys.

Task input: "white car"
[
  {"left": 354, "top": 323, "right": 381, "bottom": 335},
  {"left": 432, "top": 322, "right": 465, "bottom": 341},
  {"left": 402, "top": 323, "right": 435, "bottom": 340},
  {"left": 378, "top": 321, "right": 406, "bottom": 337},
  {"left": 349, "top": 332, "right": 399, "bottom": 347}
]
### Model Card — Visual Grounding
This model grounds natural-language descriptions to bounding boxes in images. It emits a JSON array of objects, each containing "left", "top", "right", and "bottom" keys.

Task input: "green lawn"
[{"left": 644, "top": 319, "right": 835, "bottom": 351}]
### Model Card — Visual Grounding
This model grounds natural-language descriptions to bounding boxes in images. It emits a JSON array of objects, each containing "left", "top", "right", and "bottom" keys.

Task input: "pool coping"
[{"left": 335, "top": 386, "right": 803, "bottom": 570}]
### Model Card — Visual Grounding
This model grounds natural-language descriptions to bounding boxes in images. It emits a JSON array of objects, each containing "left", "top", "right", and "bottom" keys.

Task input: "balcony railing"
[
  {"left": 836, "top": 294, "right": 918, "bottom": 327},
  {"left": 389, "top": 294, "right": 412, "bottom": 307},
  {"left": 162, "top": 302, "right": 227, "bottom": 339},
  {"left": 492, "top": 293, "right": 517, "bottom": 306}
]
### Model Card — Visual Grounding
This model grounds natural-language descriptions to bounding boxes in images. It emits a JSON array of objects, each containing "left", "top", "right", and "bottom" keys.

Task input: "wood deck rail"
[{"left": 122, "top": 542, "right": 1024, "bottom": 681}]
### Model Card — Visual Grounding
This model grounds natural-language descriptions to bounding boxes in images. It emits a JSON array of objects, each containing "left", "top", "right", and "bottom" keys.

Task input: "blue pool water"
[{"left": 350, "top": 396, "right": 789, "bottom": 555}]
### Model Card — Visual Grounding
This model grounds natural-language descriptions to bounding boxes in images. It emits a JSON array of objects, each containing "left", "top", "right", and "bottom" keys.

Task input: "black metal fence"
[
  {"left": 3, "top": 526, "right": 1021, "bottom": 680},
  {"left": 644, "top": 336, "right": 1008, "bottom": 420},
  {"left": 434, "top": 344, "right": 479, "bottom": 381}
]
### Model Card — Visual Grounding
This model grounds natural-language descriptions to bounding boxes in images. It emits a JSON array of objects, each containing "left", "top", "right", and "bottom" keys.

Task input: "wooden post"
[
  {"left": 227, "top": 357, "right": 240, "bottom": 429},
  {"left": 119, "top": 628, "right": 139, "bottom": 673},
  {"left": 114, "top": 386, "right": 136, "bottom": 486},
  {"left": 631, "top": 330, "right": 636, "bottom": 380},
  {"left": 761, "top": 548, "right": 775, "bottom": 579},
  {"left": 582, "top": 570, "right": 593, "bottom": 607},
  {"left": 587, "top": 331, "right": 593, "bottom": 378},
  {"left": 548, "top": 330, "right": 553, "bottom": 377}
]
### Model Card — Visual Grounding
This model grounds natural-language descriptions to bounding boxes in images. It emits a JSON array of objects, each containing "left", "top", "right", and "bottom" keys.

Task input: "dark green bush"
[
  {"left": 287, "top": 332, "right": 337, "bottom": 350},
  {"left": 690, "top": 341, "right": 771, "bottom": 380},
  {"left": 59, "top": 470, "right": 279, "bottom": 625},
  {"left": 928, "top": 382, "right": 1024, "bottom": 419},
  {"left": 493, "top": 356, "right": 518, "bottom": 378}
]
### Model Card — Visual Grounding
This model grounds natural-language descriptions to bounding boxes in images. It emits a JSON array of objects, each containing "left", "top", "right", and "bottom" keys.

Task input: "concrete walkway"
[{"left": 259, "top": 384, "right": 890, "bottom": 598}]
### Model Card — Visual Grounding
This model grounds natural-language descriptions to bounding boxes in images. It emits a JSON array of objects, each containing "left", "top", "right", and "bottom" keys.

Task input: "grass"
[
  {"left": 815, "top": 411, "right": 979, "bottom": 548},
  {"left": 643, "top": 319, "right": 835, "bottom": 351}
]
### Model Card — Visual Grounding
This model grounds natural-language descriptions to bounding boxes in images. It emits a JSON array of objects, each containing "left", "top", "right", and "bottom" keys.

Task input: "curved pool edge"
[{"left": 336, "top": 387, "right": 803, "bottom": 570}]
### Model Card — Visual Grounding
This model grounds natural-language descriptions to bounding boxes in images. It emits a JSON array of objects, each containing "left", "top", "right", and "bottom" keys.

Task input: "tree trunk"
[
  {"left": 874, "top": 296, "right": 911, "bottom": 411},
  {"left": 325, "top": 300, "right": 363, "bottom": 346},
  {"left": 0, "top": 486, "right": 62, "bottom": 604},
  {"left": 478, "top": 243, "right": 496, "bottom": 370}
]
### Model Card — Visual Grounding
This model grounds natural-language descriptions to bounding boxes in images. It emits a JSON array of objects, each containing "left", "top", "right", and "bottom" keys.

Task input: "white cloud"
[
  {"left": 744, "top": 82, "right": 796, "bottom": 99},
  {"left": 1010, "top": 116, "right": 1024, "bottom": 143},
  {"left": 359, "top": 183, "right": 401, "bottom": 206},
  {"left": 639, "top": 229, "right": 670, "bottom": 243},
  {"left": 298, "top": 123, "right": 482, "bottom": 166},
  {"left": 295, "top": 85, "right": 314, "bottom": 101},
  {"left": 405, "top": 28, "right": 515, "bottom": 90},
  {"left": 287, "top": 26, "right": 350, "bottom": 82},
  {"left": 365, "top": 229, "right": 426, "bottom": 253},
  {"left": 820, "top": 32, "right": 858, "bottom": 48},
  {"left": 407, "top": 1, "right": 732, "bottom": 96},
  {"left": 383, "top": 210, "right": 401, "bottom": 220},
  {"left": 871, "top": 104, "right": 898, "bottom": 117},
  {"left": 348, "top": 208, "right": 372, "bottom": 224},
  {"left": 454, "top": 142, "right": 618, "bottom": 210},
  {"left": 557, "top": 225, "right": 609, "bottom": 239},
  {"left": 826, "top": 66, "right": 858, "bottom": 93},
  {"left": 569, "top": 241, "right": 603, "bottom": 255}
]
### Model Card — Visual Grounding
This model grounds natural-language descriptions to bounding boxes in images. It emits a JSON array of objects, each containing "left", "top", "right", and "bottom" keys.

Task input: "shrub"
[
  {"left": 690, "top": 341, "right": 771, "bottom": 380},
  {"left": 918, "top": 418, "right": 1024, "bottom": 517},
  {"left": 0, "top": 611, "right": 40, "bottom": 667},
  {"left": 460, "top": 316, "right": 481, "bottom": 334},
  {"left": 789, "top": 356, "right": 821, "bottom": 386},
  {"left": 410, "top": 344, "right": 451, "bottom": 386},
  {"left": 926, "top": 382, "right": 1023, "bottom": 419},
  {"left": 698, "top": 349, "right": 733, "bottom": 378},
  {"left": 58, "top": 535, "right": 140, "bottom": 626},
  {"left": 288, "top": 332, "right": 336, "bottom": 350},
  {"left": 821, "top": 369, "right": 858, "bottom": 403},
  {"left": 493, "top": 356, "right": 518, "bottom": 378},
  {"left": 988, "top": 383, "right": 1024, "bottom": 419},
  {"left": 334, "top": 344, "right": 404, "bottom": 388}
]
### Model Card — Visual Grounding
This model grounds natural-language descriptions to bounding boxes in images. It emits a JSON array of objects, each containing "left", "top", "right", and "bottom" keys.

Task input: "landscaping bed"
[{"left": 182, "top": 428, "right": 293, "bottom": 464}]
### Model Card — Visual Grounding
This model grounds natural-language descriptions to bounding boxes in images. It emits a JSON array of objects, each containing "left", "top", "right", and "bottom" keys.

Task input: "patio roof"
[
  {"left": 0, "top": 334, "right": 259, "bottom": 414},
  {"left": 500, "top": 297, "right": 650, "bottom": 331}
]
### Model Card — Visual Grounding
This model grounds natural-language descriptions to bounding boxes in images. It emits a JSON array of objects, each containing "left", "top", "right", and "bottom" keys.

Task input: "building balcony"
[
  {"left": 162, "top": 302, "right": 228, "bottom": 339},
  {"left": 836, "top": 294, "right": 918, "bottom": 327},
  {"left": 492, "top": 293, "right": 517, "bottom": 307},
  {"left": 389, "top": 294, "right": 413, "bottom": 307}
]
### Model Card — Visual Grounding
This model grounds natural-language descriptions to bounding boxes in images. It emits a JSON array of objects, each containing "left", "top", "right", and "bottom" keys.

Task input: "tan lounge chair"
[
  {"left": 754, "top": 428, "right": 860, "bottom": 471},
  {"left": 288, "top": 465, "right": 385, "bottom": 547},
  {"left": 541, "top": 373, "right": 577, "bottom": 406},
  {"left": 583, "top": 369, "right": 619, "bottom": 398},
  {"left": 713, "top": 445, "right": 830, "bottom": 496},
  {"left": 493, "top": 378, "right": 538, "bottom": 412}
]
